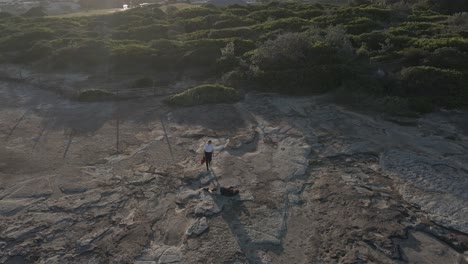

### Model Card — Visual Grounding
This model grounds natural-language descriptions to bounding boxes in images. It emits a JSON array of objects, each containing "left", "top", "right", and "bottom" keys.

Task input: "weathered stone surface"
[
  {"left": 194, "top": 194, "right": 223, "bottom": 216},
  {"left": 158, "top": 247, "right": 184, "bottom": 264},
  {"left": 186, "top": 217, "right": 208, "bottom": 237},
  {"left": 395, "top": 231, "right": 462, "bottom": 263},
  {"left": 1, "top": 81, "right": 467, "bottom": 264},
  {"left": 175, "top": 189, "right": 200, "bottom": 205},
  {"left": 49, "top": 190, "right": 102, "bottom": 210},
  {"left": 0, "top": 199, "right": 29, "bottom": 216},
  {"left": 7, "top": 178, "right": 53, "bottom": 198},
  {"left": 58, "top": 182, "right": 88, "bottom": 194},
  {"left": 380, "top": 149, "right": 468, "bottom": 233}
]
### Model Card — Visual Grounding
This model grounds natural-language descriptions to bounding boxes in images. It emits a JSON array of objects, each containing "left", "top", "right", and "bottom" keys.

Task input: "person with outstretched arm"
[{"left": 203, "top": 140, "right": 214, "bottom": 171}]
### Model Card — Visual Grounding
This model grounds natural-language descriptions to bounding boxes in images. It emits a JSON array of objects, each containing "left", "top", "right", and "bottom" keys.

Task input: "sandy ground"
[{"left": 0, "top": 78, "right": 467, "bottom": 264}]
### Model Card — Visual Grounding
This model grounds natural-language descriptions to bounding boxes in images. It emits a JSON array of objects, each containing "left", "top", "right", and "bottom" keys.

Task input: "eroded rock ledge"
[{"left": 0, "top": 83, "right": 467, "bottom": 263}]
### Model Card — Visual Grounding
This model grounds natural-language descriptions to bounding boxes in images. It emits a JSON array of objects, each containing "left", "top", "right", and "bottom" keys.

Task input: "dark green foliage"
[
  {"left": 247, "top": 9, "right": 296, "bottom": 22},
  {"left": 128, "top": 24, "right": 169, "bottom": 41},
  {"left": 181, "top": 41, "right": 221, "bottom": 67},
  {"left": 398, "top": 66, "right": 465, "bottom": 107},
  {"left": 425, "top": 0, "right": 468, "bottom": 14},
  {"left": 172, "top": 7, "right": 220, "bottom": 19},
  {"left": 344, "top": 17, "right": 382, "bottom": 34},
  {"left": 213, "top": 17, "right": 256, "bottom": 29},
  {"left": 110, "top": 43, "right": 156, "bottom": 70},
  {"left": 424, "top": 47, "right": 468, "bottom": 69},
  {"left": 412, "top": 37, "right": 468, "bottom": 52},
  {"left": 255, "top": 17, "right": 308, "bottom": 32},
  {"left": 51, "top": 39, "right": 109, "bottom": 68},
  {"left": 295, "top": 9, "right": 324, "bottom": 19},
  {"left": 0, "top": 28, "right": 54, "bottom": 51},
  {"left": 225, "top": 8, "right": 250, "bottom": 16},
  {"left": 15, "top": 40, "right": 53, "bottom": 63},
  {"left": 166, "top": 84, "right": 241, "bottom": 106},
  {"left": 389, "top": 22, "right": 445, "bottom": 37},
  {"left": 208, "top": 27, "right": 255, "bottom": 39},
  {"left": 249, "top": 33, "right": 351, "bottom": 94},
  {"left": 399, "top": 47, "right": 428, "bottom": 66},
  {"left": 0, "top": 2, "right": 466, "bottom": 112}
]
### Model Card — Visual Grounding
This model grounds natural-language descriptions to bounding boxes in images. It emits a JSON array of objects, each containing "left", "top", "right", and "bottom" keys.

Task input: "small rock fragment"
[{"left": 186, "top": 217, "right": 208, "bottom": 237}]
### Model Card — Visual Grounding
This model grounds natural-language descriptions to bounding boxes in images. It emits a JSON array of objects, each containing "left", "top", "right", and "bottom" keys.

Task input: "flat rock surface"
[{"left": 0, "top": 81, "right": 467, "bottom": 263}]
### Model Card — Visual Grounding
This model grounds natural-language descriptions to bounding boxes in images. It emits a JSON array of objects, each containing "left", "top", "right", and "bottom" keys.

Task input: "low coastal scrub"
[
  {"left": 165, "top": 84, "right": 241, "bottom": 106},
  {"left": 0, "top": 1, "right": 466, "bottom": 111}
]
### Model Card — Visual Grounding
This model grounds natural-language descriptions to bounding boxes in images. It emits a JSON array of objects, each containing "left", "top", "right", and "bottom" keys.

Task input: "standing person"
[{"left": 203, "top": 140, "right": 214, "bottom": 171}]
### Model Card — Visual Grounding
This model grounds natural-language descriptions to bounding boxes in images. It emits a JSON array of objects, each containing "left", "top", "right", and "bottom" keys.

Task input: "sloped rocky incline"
[{"left": 0, "top": 84, "right": 467, "bottom": 263}]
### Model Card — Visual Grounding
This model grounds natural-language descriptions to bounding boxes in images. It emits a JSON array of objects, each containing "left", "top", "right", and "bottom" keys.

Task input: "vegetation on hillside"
[{"left": 0, "top": 1, "right": 467, "bottom": 112}]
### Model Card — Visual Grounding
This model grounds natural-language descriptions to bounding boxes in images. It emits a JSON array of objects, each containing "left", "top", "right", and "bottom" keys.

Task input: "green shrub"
[
  {"left": 14, "top": 40, "right": 53, "bottom": 63},
  {"left": 344, "top": 17, "right": 382, "bottom": 34},
  {"left": 128, "top": 24, "right": 169, "bottom": 41},
  {"left": 295, "top": 9, "right": 324, "bottom": 19},
  {"left": 255, "top": 17, "right": 308, "bottom": 32},
  {"left": 376, "top": 96, "right": 410, "bottom": 115},
  {"left": 424, "top": 47, "right": 468, "bottom": 69},
  {"left": 208, "top": 27, "right": 255, "bottom": 39},
  {"left": 212, "top": 17, "right": 256, "bottom": 29},
  {"left": 247, "top": 9, "right": 296, "bottom": 22},
  {"left": 165, "top": 84, "right": 241, "bottom": 106},
  {"left": 412, "top": 37, "right": 468, "bottom": 52},
  {"left": 351, "top": 31, "right": 390, "bottom": 51},
  {"left": 399, "top": 66, "right": 463, "bottom": 98},
  {"left": 172, "top": 7, "right": 220, "bottom": 19},
  {"left": 408, "top": 97, "right": 434, "bottom": 113},
  {"left": 110, "top": 43, "right": 156, "bottom": 69},
  {"left": 399, "top": 47, "right": 428, "bottom": 66},
  {"left": 389, "top": 22, "right": 445, "bottom": 37},
  {"left": 51, "top": 39, "right": 110, "bottom": 69},
  {"left": 181, "top": 43, "right": 221, "bottom": 67},
  {"left": 252, "top": 65, "right": 346, "bottom": 94},
  {"left": 0, "top": 28, "right": 54, "bottom": 51},
  {"left": 77, "top": 89, "right": 114, "bottom": 101},
  {"left": 225, "top": 8, "right": 250, "bottom": 16}
]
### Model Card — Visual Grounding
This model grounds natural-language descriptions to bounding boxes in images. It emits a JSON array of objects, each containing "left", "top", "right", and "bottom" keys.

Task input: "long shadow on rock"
[{"left": 220, "top": 198, "right": 284, "bottom": 264}]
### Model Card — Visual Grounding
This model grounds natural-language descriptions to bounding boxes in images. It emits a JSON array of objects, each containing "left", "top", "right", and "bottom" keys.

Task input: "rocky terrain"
[{"left": 0, "top": 76, "right": 467, "bottom": 263}]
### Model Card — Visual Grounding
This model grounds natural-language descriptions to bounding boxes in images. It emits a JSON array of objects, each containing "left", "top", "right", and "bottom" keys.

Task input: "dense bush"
[
  {"left": 255, "top": 17, "right": 308, "bottom": 32},
  {"left": 0, "top": 2, "right": 466, "bottom": 112},
  {"left": 213, "top": 17, "right": 256, "bottom": 29},
  {"left": 208, "top": 27, "right": 255, "bottom": 39},
  {"left": 0, "top": 28, "right": 54, "bottom": 51},
  {"left": 110, "top": 43, "right": 156, "bottom": 69},
  {"left": 424, "top": 47, "right": 468, "bottom": 69},
  {"left": 247, "top": 9, "right": 296, "bottom": 22},
  {"left": 172, "top": 7, "right": 220, "bottom": 19},
  {"left": 399, "top": 66, "right": 464, "bottom": 99}
]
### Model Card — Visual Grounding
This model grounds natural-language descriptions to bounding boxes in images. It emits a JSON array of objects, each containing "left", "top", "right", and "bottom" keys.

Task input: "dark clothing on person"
[{"left": 204, "top": 151, "right": 212, "bottom": 170}]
